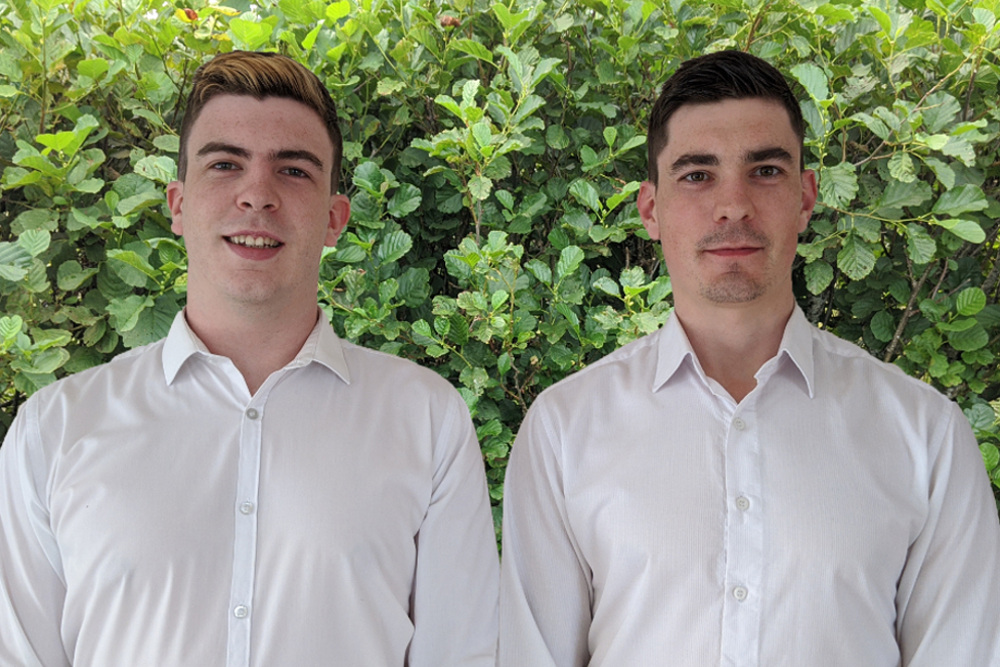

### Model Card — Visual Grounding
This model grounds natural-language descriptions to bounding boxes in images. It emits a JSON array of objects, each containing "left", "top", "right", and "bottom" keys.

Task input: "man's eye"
[
  {"left": 284, "top": 167, "right": 309, "bottom": 178},
  {"left": 210, "top": 161, "right": 237, "bottom": 170},
  {"left": 757, "top": 165, "right": 781, "bottom": 177},
  {"left": 683, "top": 172, "right": 708, "bottom": 182}
]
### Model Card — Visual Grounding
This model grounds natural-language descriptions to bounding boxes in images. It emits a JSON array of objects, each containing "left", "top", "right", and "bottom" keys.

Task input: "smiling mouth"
[{"left": 226, "top": 235, "right": 281, "bottom": 248}]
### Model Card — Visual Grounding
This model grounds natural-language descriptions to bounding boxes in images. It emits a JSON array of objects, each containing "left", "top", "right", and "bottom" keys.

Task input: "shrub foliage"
[{"left": 2, "top": 0, "right": 999, "bottom": 528}]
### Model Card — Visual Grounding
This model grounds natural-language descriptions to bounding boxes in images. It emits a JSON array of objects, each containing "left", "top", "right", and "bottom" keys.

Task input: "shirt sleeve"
[
  {"left": 895, "top": 401, "right": 1000, "bottom": 665},
  {"left": 498, "top": 400, "right": 591, "bottom": 667},
  {"left": 406, "top": 392, "right": 499, "bottom": 667},
  {"left": 0, "top": 399, "right": 72, "bottom": 667}
]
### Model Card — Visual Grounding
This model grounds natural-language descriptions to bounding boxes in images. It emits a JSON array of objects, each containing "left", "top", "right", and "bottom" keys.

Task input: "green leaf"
[
  {"left": 472, "top": 121, "right": 492, "bottom": 148},
  {"left": 450, "top": 39, "right": 493, "bottom": 63},
  {"left": 326, "top": 0, "right": 349, "bottom": 20},
  {"left": 837, "top": 234, "right": 877, "bottom": 280},
  {"left": 878, "top": 180, "right": 931, "bottom": 212},
  {"left": 819, "top": 162, "right": 857, "bottom": 207},
  {"left": 905, "top": 224, "right": 936, "bottom": 264},
  {"left": 933, "top": 218, "right": 985, "bottom": 244},
  {"left": 887, "top": 152, "right": 916, "bottom": 183},
  {"left": 77, "top": 57, "right": 110, "bottom": 79},
  {"left": 870, "top": 310, "right": 895, "bottom": 342},
  {"left": 932, "top": 185, "right": 988, "bottom": 217},
  {"left": 229, "top": 18, "right": 274, "bottom": 50},
  {"left": 982, "top": 443, "right": 1000, "bottom": 471},
  {"left": 331, "top": 244, "right": 366, "bottom": 263},
  {"left": 955, "top": 287, "right": 987, "bottom": 316},
  {"left": 376, "top": 230, "right": 413, "bottom": 264},
  {"left": 153, "top": 135, "right": 180, "bottom": 153},
  {"left": 555, "top": 245, "right": 584, "bottom": 280},
  {"left": 387, "top": 184, "right": 422, "bottom": 218},
  {"left": 804, "top": 260, "right": 833, "bottom": 295},
  {"left": 603, "top": 126, "right": 618, "bottom": 148},
  {"left": 469, "top": 175, "right": 493, "bottom": 201},
  {"left": 134, "top": 155, "right": 176, "bottom": 184},
  {"left": 107, "top": 294, "right": 154, "bottom": 332},
  {"left": 13, "top": 348, "right": 70, "bottom": 375},
  {"left": 57, "top": 260, "right": 99, "bottom": 291},
  {"left": 569, "top": 179, "right": 601, "bottom": 213},
  {"left": 107, "top": 249, "right": 158, "bottom": 286},
  {"left": 790, "top": 62, "right": 829, "bottom": 101},
  {"left": 593, "top": 276, "right": 620, "bottom": 296},
  {"left": 0, "top": 315, "right": 23, "bottom": 343},
  {"left": 17, "top": 229, "right": 51, "bottom": 257},
  {"left": 948, "top": 323, "right": 989, "bottom": 351}
]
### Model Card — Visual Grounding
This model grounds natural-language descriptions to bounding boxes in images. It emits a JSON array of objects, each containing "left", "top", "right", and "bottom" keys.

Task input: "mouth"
[{"left": 225, "top": 234, "right": 282, "bottom": 249}]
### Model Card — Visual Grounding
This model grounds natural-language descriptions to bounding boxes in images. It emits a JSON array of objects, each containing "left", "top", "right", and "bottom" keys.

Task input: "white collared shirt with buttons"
[
  {"left": 0, "top": 312, "right": 498, "bottom": 666},
  {"left": 498, "top": 307, "right": 1000, "bottom": 667}
]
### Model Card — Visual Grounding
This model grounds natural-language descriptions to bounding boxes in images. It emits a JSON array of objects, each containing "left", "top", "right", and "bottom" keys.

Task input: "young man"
[
  {"left": 498, "top": 51, "right": 1000, "bottom": 666},
  {"left": 0, "top": 51, "right": 498, "bottom": 666}
]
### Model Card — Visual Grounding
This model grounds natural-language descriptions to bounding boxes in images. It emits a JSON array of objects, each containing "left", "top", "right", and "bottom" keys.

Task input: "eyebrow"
[
  {"left": 668, "top": 146, "right": 795, "bottom": 174},
  {"left": 196, "top": 142, "right": 326, "bottom": 172}
]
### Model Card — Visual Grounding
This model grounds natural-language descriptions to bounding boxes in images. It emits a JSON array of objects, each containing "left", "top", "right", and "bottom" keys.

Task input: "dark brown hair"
[
  {"left": 647, "top": 50, "right": 805, "bottom": 184},
  {"left": 176, "top": 51, "right": 343, "bottom": 192}
]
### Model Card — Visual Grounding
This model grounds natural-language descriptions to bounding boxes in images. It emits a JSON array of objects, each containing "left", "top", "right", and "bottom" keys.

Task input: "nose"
[
  {"left": 237, "top": 170, "right": 279, "bottom": 212},
  {"left": 713, "top": 178, "right": 754, "bottom": 224}
]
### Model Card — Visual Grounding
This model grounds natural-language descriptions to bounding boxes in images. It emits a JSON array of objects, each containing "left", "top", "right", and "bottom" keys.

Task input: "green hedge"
[{"left": 2, "top": 0, "right": 999, "bottom": 532}]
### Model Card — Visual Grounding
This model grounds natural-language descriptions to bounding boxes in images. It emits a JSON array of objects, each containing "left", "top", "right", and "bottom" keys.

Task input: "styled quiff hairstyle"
[
  {"left": 646, "top": 50, "right": 805, "bottom": 184},
  {"left": 176, "top": 50, "right": 343, "bottom": 192}
]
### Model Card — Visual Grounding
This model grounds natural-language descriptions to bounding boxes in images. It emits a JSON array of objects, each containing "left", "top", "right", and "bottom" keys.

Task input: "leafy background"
[{"left": 2, "top": 0, "right": 999, "bottom": 538}]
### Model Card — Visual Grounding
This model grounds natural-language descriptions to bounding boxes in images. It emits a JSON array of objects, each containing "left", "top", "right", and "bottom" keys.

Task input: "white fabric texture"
[
  {"left": 499, "top": 307, "right": 1000, "bottom": 667},
  {"left": 0, "top": 312, "right": 498, "bottom": 667}
]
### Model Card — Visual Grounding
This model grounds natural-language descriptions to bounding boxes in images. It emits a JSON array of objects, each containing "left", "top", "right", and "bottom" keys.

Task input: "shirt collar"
[
  {"left": 652, "top": 306, "right": 815, "bottom": 398},
  {"left": 161, "top": 310, "right": 352, "bottom": 386}
]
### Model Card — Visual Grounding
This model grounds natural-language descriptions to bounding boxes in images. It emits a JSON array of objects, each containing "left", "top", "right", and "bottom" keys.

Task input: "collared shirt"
[
  {"left": 499, "top": 307, "right": 1000, "bottom": 667},
  {"left": 0, "top": 312, "right": 498, "bottom": 667}
]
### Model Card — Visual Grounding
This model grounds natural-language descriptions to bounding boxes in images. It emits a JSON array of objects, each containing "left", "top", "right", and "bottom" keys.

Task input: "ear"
[
  {"left": 798, "top": 169, "right": 818, "bottom": 233},
  {"left": 167, "top": 181, "right": 184, "bottom": 235},
  {"left": 637, "top": 180, "right": 661, "bottom": 241},
  {"left": 325, "top": 194, "right": 351, "bottom": 247}
]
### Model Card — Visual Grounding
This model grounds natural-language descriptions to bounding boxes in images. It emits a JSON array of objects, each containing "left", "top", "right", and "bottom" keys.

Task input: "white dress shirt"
[
  {"left": 499, "top": 307, "right": 1000, "bottom": 667},
  {"left": 0, "top": 312, "right": 498, "bottom": 666}
]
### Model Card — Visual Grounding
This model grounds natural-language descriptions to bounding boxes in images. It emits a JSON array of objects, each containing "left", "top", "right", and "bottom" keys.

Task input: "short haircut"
[
  {"left": 646, "top": 50, "right": 805, "bottom": 184},
  {"left": 176, "top": 50, "right": 343, "bottom": 192}
]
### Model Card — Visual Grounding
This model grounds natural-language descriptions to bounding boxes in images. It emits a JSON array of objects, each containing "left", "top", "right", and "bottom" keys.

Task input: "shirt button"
[
  {"left": 233, "top": 604, "right": 249, "bottom": 618},
  {"left": 736, "top": 496, "right": 751, "bottom": 511},
  {"left": 246, "top": 408, "right": 259, "bottom": 420},
  {"left": 732, "top": 418, "right": 746, "bottom": 431},
  {"left": 239, "top": 501, "right": 255, "bottom": 515},
  {"left": 733, "top": 586, "right": 748, "bottom": 602}
]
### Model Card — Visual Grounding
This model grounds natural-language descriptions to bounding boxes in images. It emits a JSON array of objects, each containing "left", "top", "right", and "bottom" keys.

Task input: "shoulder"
[
  {"left": 25, "top": 339, "right": 166, "bottom": 413},
  {"left": 338, "top": 338, "right": 463, "bottom": 400},
  {"left": 808, "top": 325, "right": 956, "bottom": 412},
  {"left": 529, "top": 330, "right": 661, "bottom": 415}
]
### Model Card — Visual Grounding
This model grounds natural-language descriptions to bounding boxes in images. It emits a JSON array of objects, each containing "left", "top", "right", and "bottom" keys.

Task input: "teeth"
[{"left": 228, "top": 235, "right": 280, "bottom": 248}]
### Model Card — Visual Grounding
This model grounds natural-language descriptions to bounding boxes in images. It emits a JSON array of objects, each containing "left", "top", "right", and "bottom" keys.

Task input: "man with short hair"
[
  {"left": 498, "top": 50, "right": 1000, "bottom": 666},
  {"left": 0, "top": 51, "right": 498, "bottom": 666}
]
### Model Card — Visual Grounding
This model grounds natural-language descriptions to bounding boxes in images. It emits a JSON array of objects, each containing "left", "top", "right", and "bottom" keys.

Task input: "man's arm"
[
  {"left": 0, "top": 400, "right": 72, "bottom": 667},
  {"left": 895, "top": 401, "right": 1000, "bottom": 665},
  {"left": 407, "top": 393, "right": 499, "bottom": 667},
  {"left": 498, "top": 402, "right": 591, "bottom": 667}
]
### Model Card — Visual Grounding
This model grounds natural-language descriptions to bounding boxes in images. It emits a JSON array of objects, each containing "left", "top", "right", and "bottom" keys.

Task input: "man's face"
[
  {"left": 167, "top": 95, "right": 349, "bottom": 313},
  {"left": 637, "top": 98, "right": 817, "bottom": 314}
]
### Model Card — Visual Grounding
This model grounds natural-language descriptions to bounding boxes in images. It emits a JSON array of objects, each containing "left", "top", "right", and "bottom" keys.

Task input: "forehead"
[
  {"left": 659, "top": 98, "right": 800, "bottom": 162},
  {"left": 188, "top": 94, "right": 333, "bottom": 159}
]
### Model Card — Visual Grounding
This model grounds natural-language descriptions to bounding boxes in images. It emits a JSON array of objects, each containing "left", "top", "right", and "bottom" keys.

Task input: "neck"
[
  {"left": 674, "top": 296, "right": 795, "bottom": 403},
  {"left": 184, "top": 297, "right": 319, "bottom": 395}
]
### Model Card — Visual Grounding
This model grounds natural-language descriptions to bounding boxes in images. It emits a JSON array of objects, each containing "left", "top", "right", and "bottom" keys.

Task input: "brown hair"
[
  {"left": 647, "top": 50, "right": 805, "bottom": 184},
  {"left": 176, "top": 51, "right": 343, "bottom": 192}
]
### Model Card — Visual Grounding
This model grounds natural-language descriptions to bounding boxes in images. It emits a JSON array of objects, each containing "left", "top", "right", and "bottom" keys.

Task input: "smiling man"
[
  {"left": 498, "top": 51, "right": 1000, "bottom": 666},
  {"left": 0, "top": 51, "right": 498, "bottom": 666}
]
